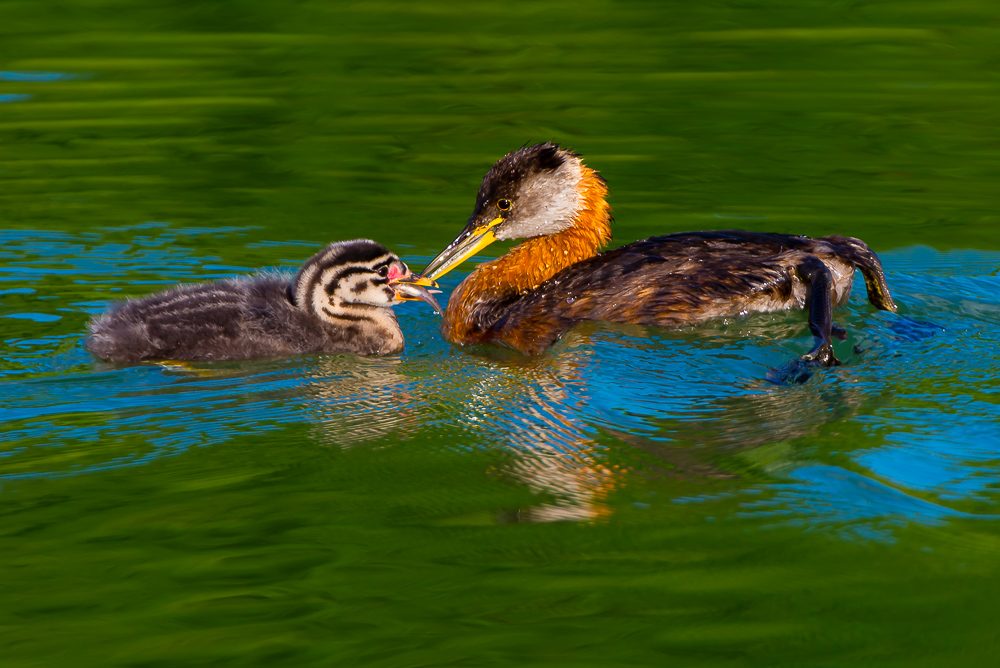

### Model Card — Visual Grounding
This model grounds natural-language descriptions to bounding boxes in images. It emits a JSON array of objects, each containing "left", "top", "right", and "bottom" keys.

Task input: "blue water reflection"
[
  {"left": 741, "top": 465, "right": 997, "bottom": 543},
  {"left": 859, "top": 409, "right": 1000, "bottom": 499},
  {"left": 1, "top": 227, "right": 998, "bottom": 536},
  {"left": 0, "top": 71, "right": 75, "bottom": 82}
]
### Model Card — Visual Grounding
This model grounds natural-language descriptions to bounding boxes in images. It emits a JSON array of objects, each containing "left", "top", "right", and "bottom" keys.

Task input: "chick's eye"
[
  {"left": 497, "top": 199, "right": 511, "bottom": 212},
  {"left": 378, "top": 266, "right": 389, "bottom": 277}
]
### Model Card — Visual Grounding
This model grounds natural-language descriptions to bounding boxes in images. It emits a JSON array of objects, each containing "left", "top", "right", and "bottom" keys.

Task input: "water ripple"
[{"left": 1, "top": 227, "right": 998, "bottom": 536}]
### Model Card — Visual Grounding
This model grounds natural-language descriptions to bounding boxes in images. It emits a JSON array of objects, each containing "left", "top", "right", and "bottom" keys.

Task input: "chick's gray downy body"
[{"left": 87, "top": 239, "right": 414, "bottom": 362}]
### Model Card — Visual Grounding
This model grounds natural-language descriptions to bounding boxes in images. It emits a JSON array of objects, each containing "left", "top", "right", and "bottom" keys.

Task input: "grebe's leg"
[
  {"left": 798, "top": 255, "right": 841, "bottom": 367},
  {"left": 766, "top": 256, "right": 845, "bottom": 384}
]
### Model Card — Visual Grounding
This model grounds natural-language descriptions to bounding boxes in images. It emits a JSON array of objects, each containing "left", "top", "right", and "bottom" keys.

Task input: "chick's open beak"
[
  {"left": 389, "top": 274, "right": 444, "bottom": 316},
  {"left": 418, "top": 215, "right": 504, "bottom": 282}
]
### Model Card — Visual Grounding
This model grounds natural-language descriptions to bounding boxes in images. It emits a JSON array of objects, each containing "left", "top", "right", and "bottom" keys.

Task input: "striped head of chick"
[
  {"left": 292, "top": 239, "right": 413, "bottom": 320},
  {"left": 292, "top": 240, "right": 441, "bottom": 316}
]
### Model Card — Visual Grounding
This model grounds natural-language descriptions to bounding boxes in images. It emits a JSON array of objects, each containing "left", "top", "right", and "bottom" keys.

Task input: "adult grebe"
[
  {"left": 408, "top": 143, "right": 896, "bottom": 367},
  {"left": 87, "top": 239, "right": 441, "bottom": 362}
]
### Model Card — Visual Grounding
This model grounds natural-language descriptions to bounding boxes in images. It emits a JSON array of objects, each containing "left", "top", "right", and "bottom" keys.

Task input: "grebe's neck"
[{"left": 442, "top": 166, "right": 611, "bottom": 344}]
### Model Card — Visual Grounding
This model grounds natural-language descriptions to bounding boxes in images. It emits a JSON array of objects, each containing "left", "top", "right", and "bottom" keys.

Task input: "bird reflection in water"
[
  {"left": 447, "top": 327, "right": 890, "bottom": 523},
  {"left": 302, "top": 354, "right": 423, "bottom": 448},
  {"left": 295, "top": 326, "right": 886, "bottom": 523},
  {"left": 609, "top": 378, "right": 888, "bottom": 473},
  {"left": 456, "top": 345, "right": 623, "bottom": 523}
]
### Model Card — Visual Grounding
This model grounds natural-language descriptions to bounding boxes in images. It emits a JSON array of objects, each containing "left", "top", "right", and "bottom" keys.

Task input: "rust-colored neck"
[{"left": 442, "top": 166, "right": 612, "bottom": 345}]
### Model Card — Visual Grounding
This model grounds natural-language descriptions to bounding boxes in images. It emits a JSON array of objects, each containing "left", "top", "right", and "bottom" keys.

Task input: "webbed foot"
[
  {"left": 766, "top": 344, "right": 840, "bottom": 385},
  {"left": 803, "top": 343, "right": 841, "bottom": 367}
]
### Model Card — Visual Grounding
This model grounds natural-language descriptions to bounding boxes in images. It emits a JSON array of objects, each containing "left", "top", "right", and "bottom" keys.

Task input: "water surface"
[{"left": 2, "top": 1, "right": 1000, "bottom": 665}]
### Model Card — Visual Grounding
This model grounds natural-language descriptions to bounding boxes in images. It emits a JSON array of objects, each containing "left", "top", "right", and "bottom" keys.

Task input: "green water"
[{"left": 3, "top": 1, "right": 1000, "bottom": 665}]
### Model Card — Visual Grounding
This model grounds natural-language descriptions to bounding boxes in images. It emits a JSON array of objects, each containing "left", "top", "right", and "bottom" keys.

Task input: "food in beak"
[{"left": 390, "top": 278, "right": 444, "bottom": 316}]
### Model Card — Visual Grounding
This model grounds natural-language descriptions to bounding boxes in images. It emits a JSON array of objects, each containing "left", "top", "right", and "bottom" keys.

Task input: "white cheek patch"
[
  {"left": 341, "top": 277, "right": 366, "bottom": 300},
  {"left": 337, "top": 277, "right": 391, "bottom": 306},
  {"left": 312, "top": 286, "right": 330, "bottom": 314},
  {"left": 498, "top": 157, "right": 584, "bottom": 240}
]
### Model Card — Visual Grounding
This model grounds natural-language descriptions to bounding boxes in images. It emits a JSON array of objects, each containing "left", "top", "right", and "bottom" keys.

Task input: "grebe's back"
[{"left": 485, "top": 230, "right": 895, "bottom": 355}]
